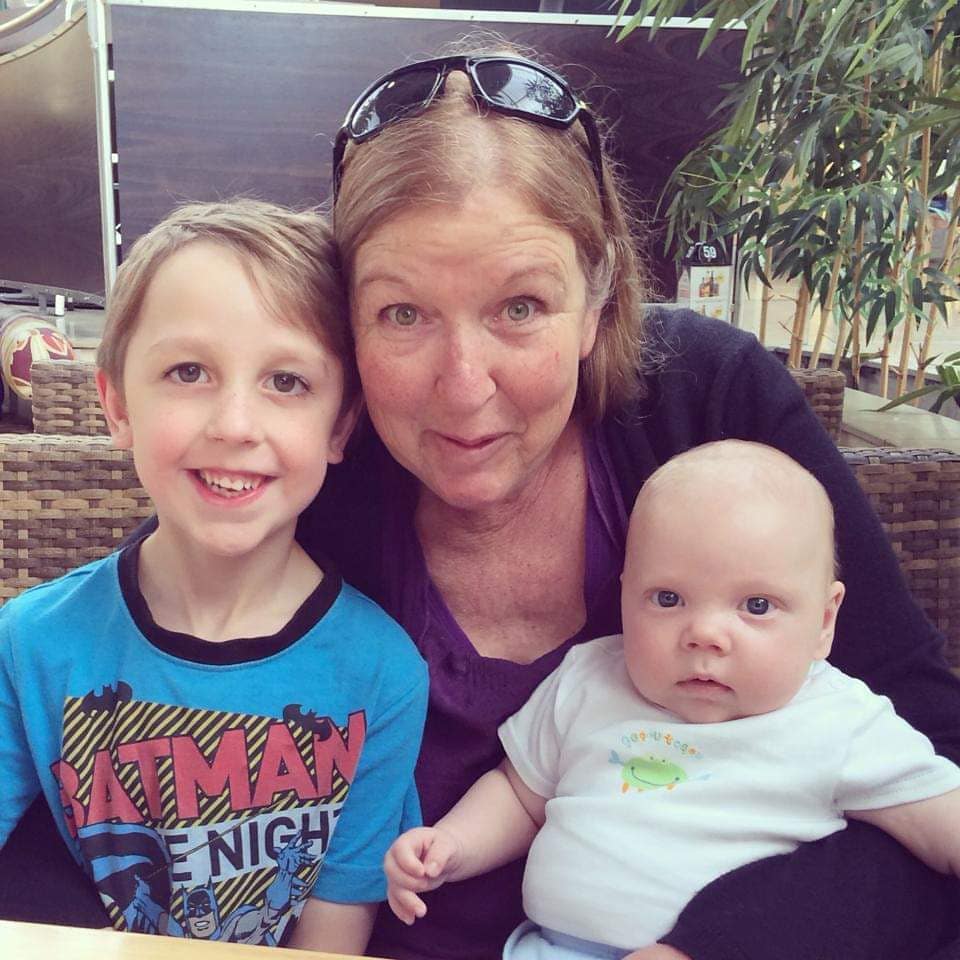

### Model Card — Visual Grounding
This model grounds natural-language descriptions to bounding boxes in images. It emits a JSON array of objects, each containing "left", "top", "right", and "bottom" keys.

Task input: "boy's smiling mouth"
[{"left": 194, "top": 469, "right": 270, "bottom": 498}]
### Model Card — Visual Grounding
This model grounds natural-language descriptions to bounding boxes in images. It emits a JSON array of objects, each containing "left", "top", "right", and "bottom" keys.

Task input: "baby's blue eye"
[
  {"left": 655, "top": 590, "right": 680, "bottom": 608},
  {"left": 745, "top": 597, "right": 770, "bottom": 615}
]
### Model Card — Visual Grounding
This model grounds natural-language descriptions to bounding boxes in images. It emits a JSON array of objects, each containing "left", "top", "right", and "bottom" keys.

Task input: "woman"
[{"left": 302, "top": 46, "right": 960, "bottom": 960}]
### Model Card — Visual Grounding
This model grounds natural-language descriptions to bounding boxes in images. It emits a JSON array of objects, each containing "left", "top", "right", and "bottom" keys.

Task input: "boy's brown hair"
[{"left": 98, "top": 199, "right": 357, "bottom": 403}]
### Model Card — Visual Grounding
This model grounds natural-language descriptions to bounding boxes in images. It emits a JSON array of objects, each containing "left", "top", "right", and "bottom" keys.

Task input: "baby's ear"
[
  {"left": 326, "top": 396, "right": 363, "bottom": 465},
  {"left": 95, "top": 369, "right": 133, "bottom": 450},
  {"left": 815, "top": 580, "right": 846, "bottom": 660}
]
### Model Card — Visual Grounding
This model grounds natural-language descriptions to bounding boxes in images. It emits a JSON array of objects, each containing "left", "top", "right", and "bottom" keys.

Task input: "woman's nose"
[
  {"left": 434, "top": 326, "right": 496, "bottom": 410},
  {"left": 204, "top": 390, "right": 264, "bottom": 444}
]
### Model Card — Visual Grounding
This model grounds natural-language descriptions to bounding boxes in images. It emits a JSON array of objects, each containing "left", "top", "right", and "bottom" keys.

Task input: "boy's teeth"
[{"left": 199, "top": 470, "right": 263, "bottom": 492}]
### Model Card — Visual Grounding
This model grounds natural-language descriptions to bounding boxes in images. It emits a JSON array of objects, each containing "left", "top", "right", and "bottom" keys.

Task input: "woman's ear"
[
  {"left": 326, "top": 396, "right": 364, "bottom": 465},
  {"left": 579, "top": 305, "right": 601, "bottom": 360},
  {"left": 814, "top": 580, "right": 846, "bottom": 660},
  {"left": 95, "top": 368, "right": 133, "bottom": 450}
]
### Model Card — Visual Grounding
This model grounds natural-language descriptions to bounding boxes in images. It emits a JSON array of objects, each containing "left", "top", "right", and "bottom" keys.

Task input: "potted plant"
[{"left": 613, "top": 0, "right": 959, "bottom": 409}]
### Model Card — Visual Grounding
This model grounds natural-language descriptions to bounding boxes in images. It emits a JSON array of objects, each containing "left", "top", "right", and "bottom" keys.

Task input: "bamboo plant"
[{"left": 614, "top": 0, "right": 960, "bottom": 406}]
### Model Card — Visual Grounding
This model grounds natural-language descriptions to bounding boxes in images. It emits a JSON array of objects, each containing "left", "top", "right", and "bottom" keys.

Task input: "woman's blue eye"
[
  {"left": 745, "top": 597, "right": 770, "bottom": 615},
  {"left": 386, "top": 304, "right": 419, "bottom": 326},
  {"left": 655, "top": 590, "right": 680, "bottom": 608},
  {"left": 504, "top": 299, "right": 535, "bottom": 322},
  {"left": 170, "top": 364, "right": 204, "bottom": 384},
  {"left": 270, "top": 372, "right": 306, "bottom": 395}
]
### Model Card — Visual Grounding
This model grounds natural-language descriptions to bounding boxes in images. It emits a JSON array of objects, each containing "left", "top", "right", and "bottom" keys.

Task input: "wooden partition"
[
  {"left": 109, "top": 1, "right": 742, "bottom": 296},
  {"left": 0, "top": 9, "right": 103, "bottom": 296}
]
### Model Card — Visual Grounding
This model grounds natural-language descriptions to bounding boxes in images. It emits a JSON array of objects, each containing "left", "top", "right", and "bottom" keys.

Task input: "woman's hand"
[
  {"left": 624, "top": 946, "right": 693, "bottom": 960},
  {"left": 384, "top": 826, "right": 462, "bottom": 925}
]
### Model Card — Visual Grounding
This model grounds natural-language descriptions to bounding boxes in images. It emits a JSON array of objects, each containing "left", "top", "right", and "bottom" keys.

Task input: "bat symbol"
[
  {"left": 81, "top": 681, "right": 133, "bottom": 714},
  {"left": 283, "top": 704, "right": 332, "bottom": 740}
]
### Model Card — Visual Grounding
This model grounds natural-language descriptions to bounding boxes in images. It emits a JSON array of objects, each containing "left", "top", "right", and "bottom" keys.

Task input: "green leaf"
[{"left": 876, "top": 384, "right": 950, "bottom": 411}]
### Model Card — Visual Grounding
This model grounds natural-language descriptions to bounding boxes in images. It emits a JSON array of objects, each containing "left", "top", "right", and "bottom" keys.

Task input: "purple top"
[{"left": 367, "top": 428, "right": 629, "bottom": 960}]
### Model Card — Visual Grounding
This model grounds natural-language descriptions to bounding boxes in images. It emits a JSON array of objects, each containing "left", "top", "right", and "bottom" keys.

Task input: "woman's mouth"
[{"left": 441, "top": 434, "right": 502, "bottom": 450}]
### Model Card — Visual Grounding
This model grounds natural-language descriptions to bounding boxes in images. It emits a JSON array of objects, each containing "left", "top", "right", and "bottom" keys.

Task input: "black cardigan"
[{"left": 302, "top": 308, "right": 960, "bottom": 960}]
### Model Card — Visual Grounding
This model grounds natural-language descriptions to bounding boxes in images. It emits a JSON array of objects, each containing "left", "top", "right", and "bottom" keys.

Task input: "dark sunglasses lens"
[
  {"left": 349, "top": 68, "right": 440, "bottom": 138},
  {"left": 473, "top": 62, "right": 577, "bottom": 121}
]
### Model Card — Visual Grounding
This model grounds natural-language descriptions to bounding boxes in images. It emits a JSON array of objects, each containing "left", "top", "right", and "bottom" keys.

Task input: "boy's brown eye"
[
  {"left": 270, "top": 373, "right": 305, "bottom": 394},
  {"left": 175, "top": 364, "right": 202, "bottom": 383}
]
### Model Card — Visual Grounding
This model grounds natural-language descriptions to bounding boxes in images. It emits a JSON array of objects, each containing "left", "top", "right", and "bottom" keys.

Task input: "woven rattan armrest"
[
  {"left": 842, "top": 446, "right": 960, "bottom": 668},
  {"left": 0, "top": 433, "right": 151, "bottom": 601}
]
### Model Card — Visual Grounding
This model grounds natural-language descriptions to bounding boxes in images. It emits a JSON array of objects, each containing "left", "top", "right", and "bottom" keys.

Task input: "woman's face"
[{"left": 350, "top": 188, "right": 600, "bottom": 513}]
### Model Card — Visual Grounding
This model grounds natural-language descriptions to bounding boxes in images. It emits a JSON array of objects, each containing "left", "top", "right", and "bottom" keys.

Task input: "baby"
[{"left": 385, "top": 440, "right": 960, "bottom": 960}]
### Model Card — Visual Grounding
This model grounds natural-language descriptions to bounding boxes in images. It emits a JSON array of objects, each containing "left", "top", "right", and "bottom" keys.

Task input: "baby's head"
[
  {"left": 95, "top": 199, "right": 359, "bottom": 560},
  {"left": 620, "top": 440, "right": 845, "bottom": 723}
]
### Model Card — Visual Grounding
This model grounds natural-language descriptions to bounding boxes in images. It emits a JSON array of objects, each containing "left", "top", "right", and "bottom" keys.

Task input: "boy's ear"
[
  {"left": 95, "top": 369, "right": 133, "bottom": 450},
  {"left": 814, "top": 580, "right": 846, "bottom": 660},
  {"left": 326, "top": 396, "right": 363, "bottom": 465}
]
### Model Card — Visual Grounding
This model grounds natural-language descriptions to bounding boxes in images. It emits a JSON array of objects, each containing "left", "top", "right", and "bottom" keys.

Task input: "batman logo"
[
  {"left": 283, "top": 704, "right": 332, "bottom": 740},
  {"left": 81, "top": 681, "right": 133, "bottom": 714}
]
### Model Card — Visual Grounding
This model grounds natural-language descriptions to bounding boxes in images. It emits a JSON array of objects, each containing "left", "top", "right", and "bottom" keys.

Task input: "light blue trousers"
[{"left": 503, "top": 921, "right": 629, "bottom": 960}]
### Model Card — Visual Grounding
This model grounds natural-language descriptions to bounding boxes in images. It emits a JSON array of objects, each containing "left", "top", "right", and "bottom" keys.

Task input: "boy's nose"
[{"left": 205, "top": 391, "right": 264, "bottom": 444}]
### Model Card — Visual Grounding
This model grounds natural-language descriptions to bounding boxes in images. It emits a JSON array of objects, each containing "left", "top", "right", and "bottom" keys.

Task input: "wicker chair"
[
  {"left": 29, "top": 362, "right": 849, "bottom": 444},
  {"left": 0, "top": 434, "right": 151, "bottom": 599},
  {"left": 0, "top": 431, "right": 955, "bottom": 669},
  {"left": 30, "top": 360, "right": 107, "bottom": 436},
  {"left": 789, "top": 367, "right": 846, "bottom": 441}
]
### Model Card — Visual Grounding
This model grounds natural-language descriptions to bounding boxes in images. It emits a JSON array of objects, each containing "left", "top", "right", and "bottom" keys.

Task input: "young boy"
[
  {"left": 0, "top": 200, "right": 428, "bottom": 952},
  {"left": 385, "top": 440, "right": 960, "bottom": 960}
]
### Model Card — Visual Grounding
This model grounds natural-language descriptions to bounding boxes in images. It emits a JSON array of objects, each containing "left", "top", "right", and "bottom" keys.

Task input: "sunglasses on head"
[{"left": 332, "top": 55, "right": 606, "bottom": 209}]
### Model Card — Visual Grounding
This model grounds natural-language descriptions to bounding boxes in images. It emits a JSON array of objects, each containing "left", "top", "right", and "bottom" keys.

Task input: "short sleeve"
[
  {"left": 0, "top": 602, "right": 43, "bottom": 847},
  {"left": 835, "top": 681, "right": 960, "bottom": 811},
  {"left": 498, "top": 663, "right": 566, "bottom": 800},
  {"left": 312, "top": 664, "right": 428, "bottom": 904}
]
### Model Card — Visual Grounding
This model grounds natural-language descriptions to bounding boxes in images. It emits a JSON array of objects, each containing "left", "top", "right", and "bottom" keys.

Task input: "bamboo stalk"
[
  {"left": 897, "top": 14, "right": 940, "bottom": 398},
  {"left": 758, "top": 247, "right": 773, "bottom": 346},
  {"left": 879, "top": 334, "right": 891, "bottom": 398},
  {"left": 849, "top": 227, "right": 865, "bottom": 387},
  {"left": 808, "top": 244, "right": 845, "bottom": 370},
  {"left": 789, "top": 279, "right": 811, "bottom": 368},
  {"left": 916, "top": 183, "right": 957, "bottom": 389}
]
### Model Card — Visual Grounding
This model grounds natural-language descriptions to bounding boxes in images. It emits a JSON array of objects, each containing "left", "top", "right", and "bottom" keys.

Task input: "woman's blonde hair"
[
  {"left": 98, "top": 199, "right": 357, "bottom": 404},
  {"left": 333, "top": 38, "right": 652, "bottom": 422}
]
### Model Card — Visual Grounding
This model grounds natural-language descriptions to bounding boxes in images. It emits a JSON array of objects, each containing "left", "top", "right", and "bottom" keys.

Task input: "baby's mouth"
[
  {"left": 196, "top": 470, "right": 267, "bottom": 498},
  {"left": 678, "top": 676, "right": 731, "bottom": 692}
]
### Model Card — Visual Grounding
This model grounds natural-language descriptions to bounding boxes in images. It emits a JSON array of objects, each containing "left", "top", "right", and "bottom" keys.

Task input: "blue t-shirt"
[{"left": 0, "top": 545, "right": 428, "bottom": 946}]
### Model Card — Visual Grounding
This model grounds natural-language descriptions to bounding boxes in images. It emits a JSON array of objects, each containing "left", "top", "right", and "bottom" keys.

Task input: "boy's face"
[
  {"left": 97, "top": 241, "right": 357, "bottom": 562},
  {"left": 620, "top": 480, "right": 844, "bottom": 723}
]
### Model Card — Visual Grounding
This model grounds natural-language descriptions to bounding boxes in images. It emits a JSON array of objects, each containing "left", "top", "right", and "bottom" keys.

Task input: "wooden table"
[{"left": 0, "top": 920, "right": 368, "bottom": 960}]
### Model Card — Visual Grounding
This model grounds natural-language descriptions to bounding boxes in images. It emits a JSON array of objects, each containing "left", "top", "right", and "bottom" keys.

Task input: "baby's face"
[{"left": 621, "top": 482, "right": 843, "bottom": 723}]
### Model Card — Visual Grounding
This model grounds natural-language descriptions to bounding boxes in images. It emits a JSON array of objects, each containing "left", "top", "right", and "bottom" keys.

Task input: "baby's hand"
[{"left": 384, "top": 827, "right": 462, "bottom": 926}]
